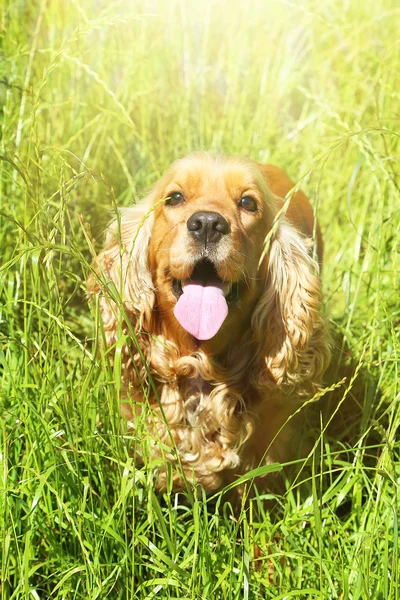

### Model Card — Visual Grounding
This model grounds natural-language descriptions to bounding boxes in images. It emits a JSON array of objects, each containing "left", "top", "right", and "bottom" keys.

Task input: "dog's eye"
[
  {"left": 238, "top": 196, "right": 258, "bottom": 212},
  {"left": 166, "top": 192, "right": 185, "bottom": 206}
]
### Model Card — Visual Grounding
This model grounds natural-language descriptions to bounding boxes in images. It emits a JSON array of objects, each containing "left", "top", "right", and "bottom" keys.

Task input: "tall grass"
[{"left": 1, "top": 0, "right": 399, "bottom": 598}]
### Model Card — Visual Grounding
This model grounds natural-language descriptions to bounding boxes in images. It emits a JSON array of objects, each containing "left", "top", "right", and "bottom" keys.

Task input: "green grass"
[{"left": 1, "top": 0, "right": 399, "bottom": 598}]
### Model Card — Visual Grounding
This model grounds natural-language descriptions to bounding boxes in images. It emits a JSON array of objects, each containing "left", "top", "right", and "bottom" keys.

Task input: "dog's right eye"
[{"left": 166, "top": 192, "right": 185, "bottom": 206}]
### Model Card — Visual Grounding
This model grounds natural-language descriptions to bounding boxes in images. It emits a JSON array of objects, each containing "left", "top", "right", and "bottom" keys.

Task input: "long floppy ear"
[
  {"left": 251, "top": 221, "right": 330, "bottom": 394},
  {"left": 88, "top": 200, "right": 155, "bottom": 348}
]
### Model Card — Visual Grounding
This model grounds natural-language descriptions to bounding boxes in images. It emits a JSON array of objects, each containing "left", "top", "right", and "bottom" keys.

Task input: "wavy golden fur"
[{"left": 89, "top": 153, "right": 330, "bottom": 493}]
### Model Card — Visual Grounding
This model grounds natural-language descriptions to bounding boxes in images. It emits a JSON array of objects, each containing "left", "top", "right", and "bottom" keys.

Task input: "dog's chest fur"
[
  {"left": 181, "top": 377, "right": 214, "bottom": 428},
  {"left": 138, "top": 349, "right": 259, "bottom": 489}
]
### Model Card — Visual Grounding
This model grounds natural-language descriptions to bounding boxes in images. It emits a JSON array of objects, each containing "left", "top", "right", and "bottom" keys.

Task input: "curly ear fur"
[
  {"left": 251, "top": 221, "right": 330, "bottom": 393},
  {"left": 88, "top": 201, "right": 155, "bottom": 348}
]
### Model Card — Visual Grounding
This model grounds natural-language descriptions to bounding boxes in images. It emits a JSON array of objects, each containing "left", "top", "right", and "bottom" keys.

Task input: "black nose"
[{"left": 186, "top": 211, "right": 230, "bottom": 246}]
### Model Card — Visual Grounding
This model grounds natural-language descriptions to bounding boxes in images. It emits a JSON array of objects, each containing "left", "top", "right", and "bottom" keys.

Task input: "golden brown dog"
[{"left": 89, "top": 153, "right": 330, "bottom": 492}]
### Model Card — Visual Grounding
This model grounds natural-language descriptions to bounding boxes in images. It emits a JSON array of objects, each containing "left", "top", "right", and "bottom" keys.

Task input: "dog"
[{"left": 89, "top": 152, "right": 330, "bottom": 493}]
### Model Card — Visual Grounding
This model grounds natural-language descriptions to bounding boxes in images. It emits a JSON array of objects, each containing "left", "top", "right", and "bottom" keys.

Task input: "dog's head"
[
  {"left": 90, "top": 153, "right": 329, "bottom": 389},
  {"left": 147, "top": 153, "right": 278, "bottom": 349}
]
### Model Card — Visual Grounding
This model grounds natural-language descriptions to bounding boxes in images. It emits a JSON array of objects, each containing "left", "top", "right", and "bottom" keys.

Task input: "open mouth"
[
  {"left": 171, "top": 259, "right": 241, "bottom": 341},
  {"left": 171, "top": 258, "right": 240, "bottom": 303}
]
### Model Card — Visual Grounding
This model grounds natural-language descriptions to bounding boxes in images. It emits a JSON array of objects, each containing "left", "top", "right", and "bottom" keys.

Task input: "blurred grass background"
[{"left": 0, "top": 0, "right": 399, "bottom": 598}]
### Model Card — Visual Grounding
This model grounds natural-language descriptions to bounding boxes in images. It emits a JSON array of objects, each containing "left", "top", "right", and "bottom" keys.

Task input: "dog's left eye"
[
  {"left": 238, "top": 196, "right": 258, "bottom": 212},
  {"left": 166, "top": 192, "right": 185, "bottom": 206}
]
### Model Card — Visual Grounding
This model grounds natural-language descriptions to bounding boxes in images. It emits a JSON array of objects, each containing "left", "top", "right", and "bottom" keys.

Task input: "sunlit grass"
[{"left": 1, "top": 0, "right": 399, "bottom": 598}]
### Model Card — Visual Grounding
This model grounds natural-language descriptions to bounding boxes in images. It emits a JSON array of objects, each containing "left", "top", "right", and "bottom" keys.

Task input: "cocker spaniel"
[{"left": 89, "top": 152, "right": 330, "bottom": 493}]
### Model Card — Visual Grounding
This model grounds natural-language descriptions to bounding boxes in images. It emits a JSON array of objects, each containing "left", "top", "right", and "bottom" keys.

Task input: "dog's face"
[{"left": 147, "top": 154, "right": 277, "bottom": 349}]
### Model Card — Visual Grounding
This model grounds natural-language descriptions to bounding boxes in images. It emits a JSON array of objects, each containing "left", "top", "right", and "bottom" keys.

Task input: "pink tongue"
[{"left": 174, "top": 284, "right": 228, "bottom": 340}]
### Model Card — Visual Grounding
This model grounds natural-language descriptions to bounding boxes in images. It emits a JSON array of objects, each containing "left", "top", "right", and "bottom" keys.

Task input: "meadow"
[{"left": 0, "top": 0, "right": 399, "bottom": 598}]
